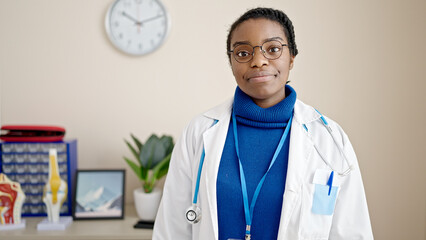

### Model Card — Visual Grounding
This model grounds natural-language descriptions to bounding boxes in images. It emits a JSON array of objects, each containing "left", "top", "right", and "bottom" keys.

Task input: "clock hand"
[
  {"left": 140, "top": 15, "right": 164, "bottom": 24},
  {"left": 137, "top": 2, "right": 141, "bottom": 33},
  {"left": 122, "top": 11, "right": 142, "bottom": 26}
]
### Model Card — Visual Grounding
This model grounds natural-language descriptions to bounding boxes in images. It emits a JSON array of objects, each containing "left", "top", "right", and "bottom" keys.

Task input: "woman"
[{"left": 153, "top": 7, "right": 373, "bottom": 240}]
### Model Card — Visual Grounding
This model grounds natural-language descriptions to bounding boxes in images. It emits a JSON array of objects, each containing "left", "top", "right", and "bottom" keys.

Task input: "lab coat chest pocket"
[{"left": 299, "top": 169, "right": 341, "bottom": 239}]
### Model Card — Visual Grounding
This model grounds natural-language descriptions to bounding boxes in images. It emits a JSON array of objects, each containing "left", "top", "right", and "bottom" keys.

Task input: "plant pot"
[{"left": 133, "top": 187, "right": 162, "bottom": 221}]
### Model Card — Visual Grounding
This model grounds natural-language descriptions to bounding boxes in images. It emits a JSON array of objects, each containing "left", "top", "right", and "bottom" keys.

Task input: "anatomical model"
[
  {"left": 0, "top": 173, "right": 25, "bottom": 225},
  {"left": 43, "top": 149, "right": 67, "bottom": 223}
]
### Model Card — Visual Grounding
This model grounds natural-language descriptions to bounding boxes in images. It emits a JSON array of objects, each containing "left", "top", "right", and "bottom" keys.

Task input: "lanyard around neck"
[{"left": 231, "top": 110, "right": 293, "bottom": 238}]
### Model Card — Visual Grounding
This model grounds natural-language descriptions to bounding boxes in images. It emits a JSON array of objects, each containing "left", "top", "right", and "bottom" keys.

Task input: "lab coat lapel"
[
  {"left": 202, "top": 100, "right": 232, "bottom": 240},
  {"left": 277, "top": 101, "right": 316, "bottom": 239}
]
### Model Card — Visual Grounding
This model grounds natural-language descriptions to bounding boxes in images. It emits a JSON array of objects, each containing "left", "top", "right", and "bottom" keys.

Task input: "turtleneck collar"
[{"left": 233, "top": 85, "right": 297, "bottom": 128}]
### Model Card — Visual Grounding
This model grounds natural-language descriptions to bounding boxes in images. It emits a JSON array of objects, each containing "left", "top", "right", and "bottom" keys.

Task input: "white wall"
[{"left": 1, "top": 0, "right": 425, "bottom": 239}]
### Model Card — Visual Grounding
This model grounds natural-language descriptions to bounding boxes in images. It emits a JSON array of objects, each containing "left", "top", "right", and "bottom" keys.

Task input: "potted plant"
[{"left": 124, "top": 134, "right": 174, "bottom": 221}]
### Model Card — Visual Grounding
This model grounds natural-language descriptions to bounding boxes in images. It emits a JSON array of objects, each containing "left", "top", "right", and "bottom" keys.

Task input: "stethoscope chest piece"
[{"left": 185, "top": 205, "right": 201, "bottom": 224}]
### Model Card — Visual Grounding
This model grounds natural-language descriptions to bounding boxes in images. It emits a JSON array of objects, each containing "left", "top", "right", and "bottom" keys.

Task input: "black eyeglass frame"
[{"left": 228, "top": 40, "right": 289, "bottom": 63}]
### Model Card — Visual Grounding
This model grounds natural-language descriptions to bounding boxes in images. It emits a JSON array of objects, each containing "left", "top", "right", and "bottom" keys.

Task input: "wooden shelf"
[{"left": 0, "top": 204, "right": 153, "bottom": 240}]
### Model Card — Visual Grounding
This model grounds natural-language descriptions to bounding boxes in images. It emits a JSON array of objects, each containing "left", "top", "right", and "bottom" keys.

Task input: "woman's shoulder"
[
  {"left": 294, "top": 99, "right": 339, "bottom": 126},
  {"left": 187, "top": 98, "right": 233, "bottom": 128},
  {"left": 181, "top": 98, "right": 233, "bottom": 139},
  {"left": 294, "top": 99, "right": 349, "bottom": 146}
]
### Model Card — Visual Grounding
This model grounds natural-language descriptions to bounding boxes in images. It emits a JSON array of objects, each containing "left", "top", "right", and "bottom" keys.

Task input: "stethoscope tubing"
[
  {"left": 192, "top": 119, "right": 218, "bottom": 205},
  {"left": 311, "top": 109, "right": 353, "bottom": 176}
]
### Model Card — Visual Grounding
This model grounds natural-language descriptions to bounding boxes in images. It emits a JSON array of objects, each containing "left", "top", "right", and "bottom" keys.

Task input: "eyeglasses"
[{"left": 228, "top": 40, "right": 288, "bottom": 63}]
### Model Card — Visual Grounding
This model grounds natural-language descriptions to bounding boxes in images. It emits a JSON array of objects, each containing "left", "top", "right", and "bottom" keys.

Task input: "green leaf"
[
  {"left": 161, "top": 136, "right": 174, "bottom": 155},
  {"left": 140, "top": 134, "right": 159, "bottom": 168},
  {"left": 156, "top": 153, "right": 171, "bottom": 179},
  {"left": 125, "top": 139, "right": 139, "bottom": 161},
  {"left": 139, "top": 134, "right": 175, "bottom": 169},
  {"left": 152, "top": 135, "right": 173, "bottom": 168},
  {"left": 141, "top": 167, "right": 148, "bottom": 180},
  {"left": 131, "top": 134, "right": 143, "bottom": 151},
  {"left": 123, "top": 157, "right": 143, "bottom": 181},
  {"left": 152, "top": 152, "right": 171, "bottom": 181},
  {"left": 147, "top": 151, "right": 155, "bottom": 169},
  {"left": 166, "top": 138, "right": 174, "bottom": 154},
  {"left": 150, "top": 136, "right": 168, "bottom": 167}
]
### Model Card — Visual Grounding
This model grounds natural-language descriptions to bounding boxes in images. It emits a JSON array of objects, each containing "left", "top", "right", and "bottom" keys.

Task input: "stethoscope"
[
  {"left": 309, "top": 109, "right": 354, "bottom": 176},
  {"left": 185, "top": 109, "right": 353, "bottom": 233}
]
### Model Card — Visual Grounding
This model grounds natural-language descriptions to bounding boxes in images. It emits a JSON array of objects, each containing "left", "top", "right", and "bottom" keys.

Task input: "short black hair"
[{"left": 226, "top": 7, "right": 298, "bottom": 62}]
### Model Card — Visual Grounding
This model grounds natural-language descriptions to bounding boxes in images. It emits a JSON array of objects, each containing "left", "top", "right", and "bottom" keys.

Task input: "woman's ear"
[{"left": 289, "top": 56, "right": 295, "bottom": 70}]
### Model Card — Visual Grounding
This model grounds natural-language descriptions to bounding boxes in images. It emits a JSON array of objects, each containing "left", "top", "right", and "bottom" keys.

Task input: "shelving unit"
[
  {"left": 0, "top": 204, "right": 153, "bottom": 240},
  {"left": 0, "top": 140, "right": 77, "bottom": 216}
]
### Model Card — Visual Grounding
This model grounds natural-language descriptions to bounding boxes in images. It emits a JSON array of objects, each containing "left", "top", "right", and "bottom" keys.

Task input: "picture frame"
[{"left": 72, "top": 169, "right": 125, "bottom": 220}]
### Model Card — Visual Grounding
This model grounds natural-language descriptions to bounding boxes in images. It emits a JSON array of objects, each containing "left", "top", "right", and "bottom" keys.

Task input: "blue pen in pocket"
[
  {"left": 312, "top": 169, "right": 339, "bottom": 215},
  {"left": 327, "top": 171, "right": 334, "bottom": 196}
]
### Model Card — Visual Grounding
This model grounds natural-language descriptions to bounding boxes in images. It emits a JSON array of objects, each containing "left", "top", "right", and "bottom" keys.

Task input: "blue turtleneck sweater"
[{"left": 217, "top": 85, "right": 297, "bottom": 240}]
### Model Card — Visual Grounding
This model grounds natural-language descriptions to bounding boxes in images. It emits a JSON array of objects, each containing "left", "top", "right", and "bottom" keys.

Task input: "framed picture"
[{"left": 72, "top": 169, "right": 125, "bottom": 220}]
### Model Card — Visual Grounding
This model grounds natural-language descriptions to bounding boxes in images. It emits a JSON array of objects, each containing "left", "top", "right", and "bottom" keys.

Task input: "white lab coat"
[{"left": 153, "top": 98, "right": 373, "bottom": 240}]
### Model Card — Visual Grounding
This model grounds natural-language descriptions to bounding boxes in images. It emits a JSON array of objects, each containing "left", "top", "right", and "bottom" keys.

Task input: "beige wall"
[{"left": 1, "top": 0, "right": 425, "bottom": 239}]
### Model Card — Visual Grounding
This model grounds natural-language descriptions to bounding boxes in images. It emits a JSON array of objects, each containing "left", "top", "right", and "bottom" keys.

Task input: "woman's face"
[{"left": 230, "top": 18, "right": 294, "bottom": 108}]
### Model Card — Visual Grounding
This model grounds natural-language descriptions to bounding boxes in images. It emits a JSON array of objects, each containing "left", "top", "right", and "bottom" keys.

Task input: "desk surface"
[{"left": 0, "top": 205, "right": 153, "bottom": 240}]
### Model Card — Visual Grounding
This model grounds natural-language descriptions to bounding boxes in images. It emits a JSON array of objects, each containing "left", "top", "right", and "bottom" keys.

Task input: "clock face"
[{"left": 105, "top": 0, "right": 170, "bottom": 56}]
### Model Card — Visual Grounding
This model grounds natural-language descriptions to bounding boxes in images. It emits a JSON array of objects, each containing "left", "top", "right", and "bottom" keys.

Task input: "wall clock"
[{"left": 105, "top": 0, "right": 170, "bottom": 56}]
